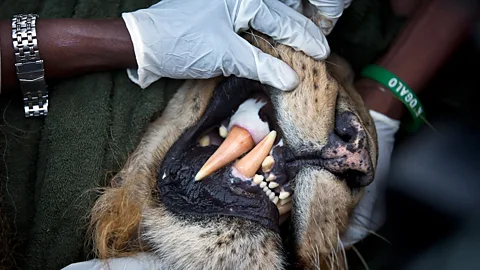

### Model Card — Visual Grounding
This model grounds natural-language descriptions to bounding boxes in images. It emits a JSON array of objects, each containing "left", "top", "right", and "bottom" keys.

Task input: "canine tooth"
[
  {"left": 269, "top": 192, "right": 275, "bottom": 200},
  {"left": 195, "top": 126, "right": 254, "bottom": 181},
  {"left": 266, "top": 174, "right": 275, "bottom": 182},
  {"left": 280, "top": 197, "right": 292, "bottom": 205},
  {"left": 278, "top": 202, "right": 292, "bottom": 215},
  {"left": 253, "top": 174, "right": 264, "bottom": 184},
  {"left": 219, "top": 125, "right": 228, "bottom": 138},
  {"left": 268, "top": 182, "right": 279, "bottom": 189},
  {"left": 266, "top": 189, "right": 272, "bottom": 196},
  {"left": 279, "top": 191, "right": 290, "bottom": 200},
  {"left": 260, "top": 182, "right": 267, "bottom": 188},
  {"left": 261, "top": 155, "right": 274, "bottom": 172},
  {"left": 198, "top": 135, "right": 210, "bottom": 147},
  {"left": 233, "top": 131, "right": 277, "bottom": 178},
  {"left": 272, "top": 196, "right": 279, "bottom": 204}
]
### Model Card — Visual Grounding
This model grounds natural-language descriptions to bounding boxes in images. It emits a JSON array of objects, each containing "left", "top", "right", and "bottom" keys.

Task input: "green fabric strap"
[{"left": 361, "top": 64, "right": 426, "bottom": 132}]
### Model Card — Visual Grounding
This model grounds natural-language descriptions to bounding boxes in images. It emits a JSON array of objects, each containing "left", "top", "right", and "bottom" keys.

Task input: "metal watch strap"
[{"left": 12, "top": 14, "right": 48, "bottom": 117}]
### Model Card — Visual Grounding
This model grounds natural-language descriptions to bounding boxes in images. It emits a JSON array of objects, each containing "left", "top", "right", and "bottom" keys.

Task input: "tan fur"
[{"left": 88, "top": 32, "right": 378, "bottom": 270}]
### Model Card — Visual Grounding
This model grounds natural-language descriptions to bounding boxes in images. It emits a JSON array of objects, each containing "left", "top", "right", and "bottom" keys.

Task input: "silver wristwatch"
[{"left": 12, "top": 14, "right": 48, "bottom": 117}]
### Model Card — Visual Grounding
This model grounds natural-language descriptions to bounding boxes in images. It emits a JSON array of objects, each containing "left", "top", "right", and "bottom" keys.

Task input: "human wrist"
[
  {"left": 0, "top": 17, "right": 137, "bottom": 92},
  {"left": 354, "top": 78, "right": 405, "bottom": 120},
  {"left": 36, "top": 18, "right": 137, "bottom": 79}
]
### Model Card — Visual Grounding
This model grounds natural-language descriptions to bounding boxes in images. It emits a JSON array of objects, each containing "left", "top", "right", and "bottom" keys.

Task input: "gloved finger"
[
  {"left": 224, "top": 37, "right": 300, "bottom": 91},
  {"left": 308, "top": 0, "right": 345, "bottom": 18},
  {"left": 278, "top": 0, "right": 303, "bottom": 13},
  {"left": 306, "top": 0, "right": 345, "bottom": 35},
  {"left": 344, "top": 0, "right": 353, "bottom": 9},
  {"left": 340, "top": 110, "right": 400, "bottom": 248},
  {"left": 242, "top": 0, "right": 330, "bottom": 60}
]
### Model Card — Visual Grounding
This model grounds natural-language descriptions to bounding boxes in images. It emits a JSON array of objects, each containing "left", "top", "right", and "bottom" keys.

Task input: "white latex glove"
[
  {"left": 61, "top": 252, "right": 159, "bottom": 270},
  {"left": 279, "top": 0, "right": 353, "bottom": 35},
  {"left": 122, "top": 0, "right": 331, "bottom": 91},
  {"left": 341, "top": 110, "right": 400, "bottom": 248}
]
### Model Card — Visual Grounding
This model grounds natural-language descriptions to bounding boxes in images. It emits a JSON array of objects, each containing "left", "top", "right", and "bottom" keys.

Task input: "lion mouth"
[
  {"left": 157, "top": 78, "right": 293, "bottom": 232},
  {"left": 193, "top": 91, "right": 293, "bottom": 214}
]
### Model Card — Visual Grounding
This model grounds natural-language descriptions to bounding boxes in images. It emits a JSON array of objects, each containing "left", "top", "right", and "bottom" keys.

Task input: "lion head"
[{"left": 88, "top": 32, "right": 378, "bottom": 270}]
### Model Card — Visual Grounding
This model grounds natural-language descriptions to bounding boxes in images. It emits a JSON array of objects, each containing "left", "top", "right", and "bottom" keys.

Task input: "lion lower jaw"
[{"left": 141, "top": 206, "right": 286, "bottom": 270}]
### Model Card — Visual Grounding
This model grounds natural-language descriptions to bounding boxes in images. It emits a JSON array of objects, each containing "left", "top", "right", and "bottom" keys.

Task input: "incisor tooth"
[
  {"left": 266, "top": 189, "right": 272, "bottom": 196},
  {"left": 253, "top": 174, "right": 264, "bottom": 184},
  {"left": 260, "top": 182, "right": 267, "bottom": 188},
  {"left": 269, "top": 192, "right": 275, "bottom": 200},
  {"left": 198, "top": 135, "right": 210, "bottom": 147},
  {"left": 263, "top": 186, "right": 270, "bottom": 193},
  {"left": 233, "top": 131, "right": 277, "bottom": 178},
  {"left": 268, "top": 182, "right": 279, "bottom": 189},
  {"left": 262, "top": 155, "right": 274, "bottom": 172},
  {"left": 195, "top": 126, "right": 254, "bottom": 181},
  {"left": 279, "top": 191, "right": 290, "bottom": 200},
  {"left": 219, "top": 125, "right": 228, "bottom": 138},
  {"left": 272, "top": 196, "right": 279, "bottom": 204}
]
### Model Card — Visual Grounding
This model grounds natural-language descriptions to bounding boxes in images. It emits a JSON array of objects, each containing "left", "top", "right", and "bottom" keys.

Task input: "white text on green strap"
[{"left": 388, "top": 78, "right": 423, "bottom": 118}]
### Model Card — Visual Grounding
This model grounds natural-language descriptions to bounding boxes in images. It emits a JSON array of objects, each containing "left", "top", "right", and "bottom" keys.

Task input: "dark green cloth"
[
  {"left": 0, "top": 0, "right": 403, "bottom": 269},
  {"left": 0, "top": 1, "right": 181, "bottom": 269}
]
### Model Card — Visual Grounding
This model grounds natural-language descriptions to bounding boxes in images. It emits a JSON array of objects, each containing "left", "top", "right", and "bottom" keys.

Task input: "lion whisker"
[
  {"left": 347, "top": 222, "right": 391, "bottom": 245},
  {"left": 337, "top": 230, "right": 349, "bottom": 270},
  {"left": 245, "top": 30, "right": 289, "bottom": 60},
  {"left": 351, "top": 245, "right": 370, "bottom": 270}
]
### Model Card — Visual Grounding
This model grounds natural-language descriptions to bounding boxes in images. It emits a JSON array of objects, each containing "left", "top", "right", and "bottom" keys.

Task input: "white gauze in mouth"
[{"left": 228, "top": 98, "right": 270, "bottom": 144}]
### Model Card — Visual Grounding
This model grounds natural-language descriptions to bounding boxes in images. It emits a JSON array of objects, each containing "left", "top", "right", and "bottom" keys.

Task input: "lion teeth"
[
  {"left": 260, "top": 182, "right": 267, "bottom": 188},
  {"left": 271, "top": 196, "right": 279, "bottom": 204},
  {"left": 280, "top": 197, "right": 292, "bottom": 205},
  {"left": 198, "top": 135, "right": 210, "bottom": 147},
  {"left": 268, "top": 182, "right": 279, "bottom": 189},
  {"left": 261, "top": 155, "right": 274, "bottom": 173},
  {"left": 233, "top": 131, "right": 277, "bottom": 178},
  {"left": 253, "top": 174, "right": 264, "bottom": 184},
  {"left": 279, "top": 191, "right": 290, "bottom": 200},
  {"left": 219, "top": 125, "right": 228, "bottom": 138},
  {"left": 266, "top": 173, "right": 275, "bottom": 182},
  {"left": 268, "top": 192, "right": 275, "bottom": 200},
  {"left": 195, "top": 126, "right": 254, "bottom": 181}
]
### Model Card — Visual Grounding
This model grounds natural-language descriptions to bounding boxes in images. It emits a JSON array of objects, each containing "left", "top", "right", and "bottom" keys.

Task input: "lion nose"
[{"left": 321, "top": 111, "right": 374, "bottom": 188}]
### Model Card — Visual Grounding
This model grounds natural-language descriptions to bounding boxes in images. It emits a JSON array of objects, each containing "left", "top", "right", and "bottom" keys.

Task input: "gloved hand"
[
  {"left": 122, "top": 0, "right": 330, "bottom": 91},
  {"left": 341, "top": 109, "right": 400, "bottom": 248},
  {"left": 279, "top": 0, "right": 353, "bottom": 35}
]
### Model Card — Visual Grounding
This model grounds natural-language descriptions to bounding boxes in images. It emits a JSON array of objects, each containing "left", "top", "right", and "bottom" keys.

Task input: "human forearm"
[
  {"left": 356, "top": 0, "right": 478, "bottom": 120},
  {"left": 0, "top": 17, "right": 137, "bottom": 93}
]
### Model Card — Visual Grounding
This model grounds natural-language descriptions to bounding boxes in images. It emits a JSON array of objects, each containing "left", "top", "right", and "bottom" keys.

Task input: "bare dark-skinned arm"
[
  {"left": 0, "top": 18, "right": 137, "bottom": 94},
  {"left": 355, "top": 0, "right": 478, "bottom": 120}
]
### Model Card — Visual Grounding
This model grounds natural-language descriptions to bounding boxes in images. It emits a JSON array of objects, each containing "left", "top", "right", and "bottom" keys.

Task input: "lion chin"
[{"left": 87, "top": 32, "right": 378, "bottom": 270}]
